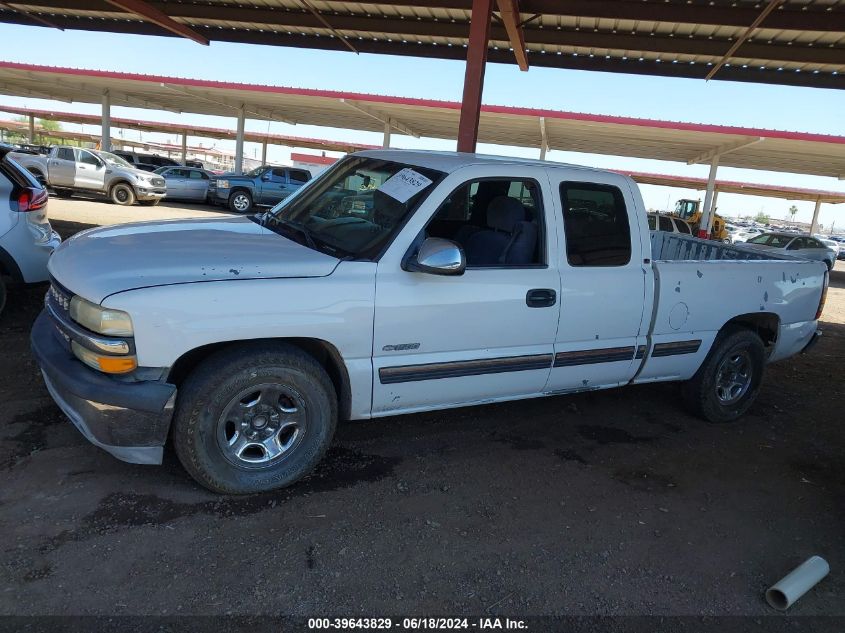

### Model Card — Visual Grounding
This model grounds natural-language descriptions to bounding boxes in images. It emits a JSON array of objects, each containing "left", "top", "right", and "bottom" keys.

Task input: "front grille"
[
  {"left": 152, "top": 178, "right": 165, "bottom": 187},
  {"left": 48, "top": 280, "right": 72, "bottom": 314}
]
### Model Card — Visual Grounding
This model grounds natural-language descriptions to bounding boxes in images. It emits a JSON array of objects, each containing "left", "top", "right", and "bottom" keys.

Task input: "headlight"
[
  {"left": 216, "top": 179, "right": 230, "bottom": 189},
  {"left": 69, "top": 296, "right": 134, "bottom": 336}
]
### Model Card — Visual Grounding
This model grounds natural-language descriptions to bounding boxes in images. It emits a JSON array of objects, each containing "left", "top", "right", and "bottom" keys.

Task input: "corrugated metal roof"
[
  {"left": 1, "top": 61, "right": 844, "bottom": 177},
  {"left": 1, "top": 1, "right": 844, "bottom": 88}
]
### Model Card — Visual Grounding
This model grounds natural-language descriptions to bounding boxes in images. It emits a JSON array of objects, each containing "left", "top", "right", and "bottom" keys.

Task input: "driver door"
[
  {"left": 74, "top": 149, "right": 106, "bottom": 190},
  {"left": 370, "top": 166, "right": 561, "bottom": 415},
  {"left": 259, "top": 168, "right": 289, "bottom": 206}
]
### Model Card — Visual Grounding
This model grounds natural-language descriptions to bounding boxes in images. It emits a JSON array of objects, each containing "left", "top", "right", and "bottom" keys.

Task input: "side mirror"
[
  {"left": 261, "top": 173, "right": 272, "bottom": 181},
  {"left": 404, "top": 237, "right": 465, "bottom": 276}
]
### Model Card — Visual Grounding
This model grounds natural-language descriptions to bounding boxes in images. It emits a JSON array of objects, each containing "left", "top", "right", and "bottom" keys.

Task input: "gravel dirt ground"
[{"left": 1, "top": 198, "right": 843, "bottom": 623}]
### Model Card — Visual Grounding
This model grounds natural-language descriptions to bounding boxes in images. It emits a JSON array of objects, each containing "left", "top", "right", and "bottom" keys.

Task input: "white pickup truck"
[{"left": 31, "top": 151, "right": 828, "bottom": 494}]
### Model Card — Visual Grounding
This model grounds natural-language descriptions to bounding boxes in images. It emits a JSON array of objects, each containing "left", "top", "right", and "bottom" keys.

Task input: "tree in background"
[
  {"left": 788, "top": 205, "right": 799, "bottom": 223},
  {"left": 754, "top": 212, "right": 770, "bottom": 224},
  {"left": 9, "top": 116, "right": 63, "bottom": 144}
]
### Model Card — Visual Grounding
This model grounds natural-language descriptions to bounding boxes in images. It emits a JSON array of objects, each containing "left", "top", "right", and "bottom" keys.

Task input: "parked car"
[
  {"left": 9, "top": 146, "right": 166, "bottom": 206},
  {"left": 208, "top": 165, "right": 312, "bottom": 213},
  {"left": 815, "top": 237, "right": 840, "bottom": 260},
  {"left": 112, "top": 150, "right": 180, "bottom": 173},
  {"left": 731, "top": 227, "right": 764, "bottom": 244},
  {"left": 31, "top": 150, "right": 828, "bottom": 494},
  {"left": 647, "top": 212, "right": 693, "bottom": 235},
  {"left": 153, "top": 166, "right": 213, "bottom": 202},
  {"left": 743, "top": 232, "right": 836, "bottom": 270},
  {"left": 184, "top": 159, "right": 205, "bottom": 169},
  {"left": 0, "top": 145, "right": 60, "bottom": 315}
]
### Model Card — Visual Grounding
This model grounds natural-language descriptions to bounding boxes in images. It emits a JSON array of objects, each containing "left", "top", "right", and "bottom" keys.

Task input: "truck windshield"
[
  {"left": 260, "top": 156, "right": 444, "bottom": 260},
  {"left": 99, "top": 151, "right": 134, "bottom": 169}
]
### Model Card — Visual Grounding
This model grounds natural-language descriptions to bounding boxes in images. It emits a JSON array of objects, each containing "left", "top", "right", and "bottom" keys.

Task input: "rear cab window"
[{"left": 559, "top": 182, "right": 632, "bottom": 266}]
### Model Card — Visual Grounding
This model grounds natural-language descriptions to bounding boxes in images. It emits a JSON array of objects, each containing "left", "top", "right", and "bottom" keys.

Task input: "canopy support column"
[
  {"left": 180, "top": 133, "right": 187, "bottom": 164},
  {"left": 101, "top": 90, "right": 111, "bottom": 152},
  {"left": 234, "top": 106, "right": 245, "bottom": 175},
  {"left": 383, "top": 118, "right": 391, "bottom": 149},
  {"left": 261, "top": 139, "right": 268, "bottom": 165},
  {"left": 539, "top": 116, "right": 548, "bottom": 160},
  {"left": 457, "top": 0, "right": 493, "bottom": 153},
  {"left": 27, "top": 115, "right": 35, "bottom": 143},
  {"left": 810, "top": 198, "right": 822, "bottom": 236},
  {"left": 698, "top": 155, "right": 719, "bottom": 239}
]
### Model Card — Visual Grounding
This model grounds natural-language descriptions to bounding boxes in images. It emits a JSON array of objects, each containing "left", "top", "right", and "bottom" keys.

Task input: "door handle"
[{"left": 526, "top": 288, "right": 556, "bottom": 308}]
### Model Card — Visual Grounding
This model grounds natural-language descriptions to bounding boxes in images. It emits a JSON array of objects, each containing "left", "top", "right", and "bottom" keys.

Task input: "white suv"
[{"left": 0, "top": 145, "right": 61, "bottom": 314}]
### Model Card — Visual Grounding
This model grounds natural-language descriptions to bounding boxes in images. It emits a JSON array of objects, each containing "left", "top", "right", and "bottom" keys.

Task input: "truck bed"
[
  {"left": 650, "top": 231, "right": 778, "bottom": 261},
  {"left": 639, "top": 231, "right": 827, "bottom": 383}
]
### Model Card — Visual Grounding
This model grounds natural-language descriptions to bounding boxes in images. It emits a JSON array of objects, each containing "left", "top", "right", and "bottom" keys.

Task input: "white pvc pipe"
[{"left": 766, "top": 556, "right": 830, "bottom": 611}]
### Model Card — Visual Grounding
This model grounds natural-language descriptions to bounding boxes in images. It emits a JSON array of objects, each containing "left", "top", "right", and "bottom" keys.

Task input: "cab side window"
[
  {"left": 77, "top": 150, "right": 100, "bottom": 167},
  {"left": 426, "top": 178, "right": 544, "bottom": 268},
  {"left": 658, "top": 215, "right": 673, "bottom": 232},
  {"left": 560, "top": 182, "right": 631, "bottom": 267},
  {"left": 56, "top": 148, "right": 75, "bottom": 161}
]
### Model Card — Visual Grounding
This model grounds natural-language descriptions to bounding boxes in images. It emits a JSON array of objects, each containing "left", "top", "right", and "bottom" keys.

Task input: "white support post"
[
  {"left": 181, "top": 133, "right": 187, "bottom": 164},
  {"left": 810, "top": 198, "right": 822, "bottom": 236},
  {"left": 261, "top": 139, "right": 268, "bottom": 165},
  {"left": 698, "top": 155, "right": 719, "bottom": 239},
  {"left": 101, "top": 90, "right": 111, "bottom": 152},
  {"left": 234, "top": 107, "right": 246, "bottom": 176},
  {"left": 28, "top": 115, "right": 35, "bottom": 143},
  {"left": 539, "top": 116, "right": 548, "bottom": 160},
  {"left": 382, "top": 118, "right": 391, "bottom": 149}
]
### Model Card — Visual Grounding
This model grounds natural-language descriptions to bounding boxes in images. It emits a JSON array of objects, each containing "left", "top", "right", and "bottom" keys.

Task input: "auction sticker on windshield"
[{"left": 377, "top": 168, "right": 433, "bottom": 203}]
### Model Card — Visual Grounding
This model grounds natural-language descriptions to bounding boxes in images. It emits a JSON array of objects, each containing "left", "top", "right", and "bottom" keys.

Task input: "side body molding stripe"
[
  {"left": 651, "top": 340, "right": 702, "bottom": 357},
  {"left": 378, "top": 354, "right": 553, "bottom": 384}
]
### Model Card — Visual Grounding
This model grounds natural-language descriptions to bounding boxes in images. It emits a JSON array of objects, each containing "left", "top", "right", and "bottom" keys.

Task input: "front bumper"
[
  {"left": 30, "top": 310, "right": 176, "bottom": 464},
  {"left": 135, "top": 187, "right": 167, "bottom": 201}
]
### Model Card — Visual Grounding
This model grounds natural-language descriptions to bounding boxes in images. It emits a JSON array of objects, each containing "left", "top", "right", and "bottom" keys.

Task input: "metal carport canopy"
[
  {"left": 1, "top": 61, "right": 845, "bottom": 179},
  {"left": 619, "top": 171, "right": 845, "bottom": 204},
  {"left": 0, "top": 104, "right": 377, "bottom": 154},
  {"left": 0, "top": 1, "right": 843, "bottom": 90}
]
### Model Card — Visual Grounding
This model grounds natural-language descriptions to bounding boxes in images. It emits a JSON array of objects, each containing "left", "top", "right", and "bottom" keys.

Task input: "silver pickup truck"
[{"left": 10, "top": 146, "right": 166, "bottom": 206}]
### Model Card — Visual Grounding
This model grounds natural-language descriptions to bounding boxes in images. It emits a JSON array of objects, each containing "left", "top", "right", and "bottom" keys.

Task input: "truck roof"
[{"left": 353, "top": 149, "right": 625, "bottom": 179}]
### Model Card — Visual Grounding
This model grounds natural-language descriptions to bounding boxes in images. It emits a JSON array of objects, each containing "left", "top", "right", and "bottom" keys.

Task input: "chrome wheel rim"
[
  {"left": 232, "top": 194, "right": 250, "bottom": 211},
  {"left": 216, "top": 383, "right": 306, "bottom": 469},
  {"left": 715, "top": 350, "right": 752, "bottom": 405}
]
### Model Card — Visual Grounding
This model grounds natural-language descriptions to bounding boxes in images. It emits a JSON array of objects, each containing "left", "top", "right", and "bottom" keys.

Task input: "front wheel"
[
  {"left": 172, "top": 343, "right": 337, "bottom": 494},
  {"left": 110, "top": 183, "right": 136, "bottom": 206},
  {"left": 228, "top": 191, "right": 253, "bottom": 213},
  {"left": 681, "top": 326, "right": 765, "bottom": 423}
]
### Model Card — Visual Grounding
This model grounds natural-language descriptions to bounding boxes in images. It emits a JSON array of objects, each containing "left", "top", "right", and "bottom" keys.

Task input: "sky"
[{"left": 1, "top": 24, "right": 844, "bottom": 230}]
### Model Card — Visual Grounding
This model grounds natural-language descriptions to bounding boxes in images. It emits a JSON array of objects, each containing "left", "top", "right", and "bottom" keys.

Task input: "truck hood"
[{"left": 49, "top": 216, "right": 340, "bottom": 303}]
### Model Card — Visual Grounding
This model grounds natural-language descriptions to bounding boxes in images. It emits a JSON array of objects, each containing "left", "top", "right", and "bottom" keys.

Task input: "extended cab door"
[
  {"left": 74, "top": 149, "right": 107, "bottom": 190},
  {"left": 47, "top": 147, "right": 76, "bottom": 187},
  {"left": 371, "top": 165, "right": 561, "bottom": 415},
  {"left": 543, "top": 173, "right": 649, "bottom": 392}
]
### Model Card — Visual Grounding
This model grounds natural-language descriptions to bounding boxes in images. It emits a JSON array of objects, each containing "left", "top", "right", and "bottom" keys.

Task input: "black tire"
[
  {"left": 228, "top": 190, "right": 253, "bottom": 214},
  {"left": 110, "top": 183, "right": 136, "bottom": 206},
  {"left": 54, "top": 189, "right": 73, "bottom": 199},
  {"left": 138, "top": 199, "right": 160, "bottom": 206},
  {"left": 825, "top": 259, "right": 833, "bottom": 272},
  {"left": 681, "top": 326, "right": 765, "bottom": 423},
  {"left": 0, "top": 277, "right": 6, "bottom": 317},
  {"left": 172, "top": 342, "right": 337, "bottom": 494}
]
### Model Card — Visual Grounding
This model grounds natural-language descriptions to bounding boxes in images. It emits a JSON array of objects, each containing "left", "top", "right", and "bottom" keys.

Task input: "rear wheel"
[
  {"left": 110, "top": 183, "right": 136, "bottom": 206},
  {"left": 172, "top": 342, "right": 337, "bottom": 494},
  {"left": 681, "top": 326, "right": 765, "bottom": 423},
  {"left": 228, "top": 190, "right": 253, "bottom": 213}
]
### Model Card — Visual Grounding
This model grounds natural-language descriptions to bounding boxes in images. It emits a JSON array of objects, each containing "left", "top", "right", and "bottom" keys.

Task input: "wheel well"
[
  {"left": 229, "top": 187, "right": 252, "bottom": 199},
  {"left": 722, "top": 312, "right": 779, "bottom": 348},
  {"left": 167, "top": 338, "right": 352, "bottom": 421},
  {"left": 109, "top": 179, "right": 133, "bottom": 192}
]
